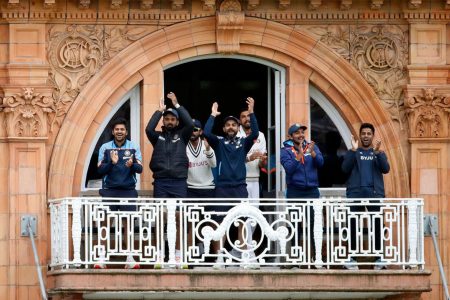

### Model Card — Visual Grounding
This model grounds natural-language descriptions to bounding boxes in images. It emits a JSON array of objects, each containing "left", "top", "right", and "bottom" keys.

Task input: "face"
[
  {"left": 163, "top": 114, "right": 179, "bottom": 129},
  {"left": 223, "top": 120, "right": 239, "bottom": 138},
  {"left": 359, "top": 127, "right": 374, "bottom": 148},
  {"left": 112, "top": 124, "right": 127, "bottom": 144},
  {"left": 239, "top": 111, "right": 251, "bottom": 129},
  {"left": 290, "top": 129, "right": 305, "bottom": 145},
  {"left": 190, "top": 127, "right": 202, "bottom": 141}
]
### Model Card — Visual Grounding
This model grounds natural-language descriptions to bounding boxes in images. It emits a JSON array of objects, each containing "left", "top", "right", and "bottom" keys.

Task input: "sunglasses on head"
[{"left": 193, "top": 127, "right": 201, "bottom": 132}]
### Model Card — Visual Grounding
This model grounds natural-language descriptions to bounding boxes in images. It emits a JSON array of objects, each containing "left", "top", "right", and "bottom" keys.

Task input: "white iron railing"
[{"left": 49, "top": 197, "right": 424, "bottom": 270}]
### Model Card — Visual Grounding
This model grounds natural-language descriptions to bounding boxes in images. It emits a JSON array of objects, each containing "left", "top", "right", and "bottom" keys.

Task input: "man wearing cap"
[
  {"left": 146, "top": 92, "right": 194, "bottom": 266},
  {"left": 186, "top": 119, "right": 216, "bottom": 198},
  {"left": 203, "top": 97, "right": 259, "bottom": 267},
  {"left": 280, "top": 123, "right": 324, "bottom": 266}
]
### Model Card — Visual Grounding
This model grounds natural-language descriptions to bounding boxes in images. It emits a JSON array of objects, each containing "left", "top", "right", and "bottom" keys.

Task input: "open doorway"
[{"left": 164, "top": 58, "right": 282, "bottom": 196}]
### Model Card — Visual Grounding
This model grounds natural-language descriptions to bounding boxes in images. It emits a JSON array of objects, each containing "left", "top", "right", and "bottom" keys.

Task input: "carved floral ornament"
[
  {"left": 47, "top": 25, "right": 153, "bottom": 130},
  {"left": 216, "top": 0, "right": 245, "bottom": 53},
  {"left": 405, "top": 88, "right": 450, "bottom": 138},
  {"left": 305, "top": 24, "right": 408, "bottom": 130},
  {"left": 0, "top": 88, "right": 55, "bottom": 138}
]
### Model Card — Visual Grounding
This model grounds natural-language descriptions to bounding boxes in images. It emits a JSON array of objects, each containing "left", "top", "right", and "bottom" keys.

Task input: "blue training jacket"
[
  {"left": 280, "top": 140, "right": 324, "bottom": 189},
  {"left": 203, "top": 113, "right": 259, "bottom": 187},
  {"left": 341, "top": 148, "right": 390, "bottom": 197}
]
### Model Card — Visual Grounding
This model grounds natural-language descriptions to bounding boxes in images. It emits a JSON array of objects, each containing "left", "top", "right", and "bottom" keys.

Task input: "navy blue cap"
[
  {"left": 193, "top": 119, "right": 202, "bottom": 129},
  {"left": 223, "top": 115, "right": 240, "bottom": 125},
  {"left": 163, "top": 108, "right": 179, "bottom": 119},
  {"left": 288, "top": 123, "right": 307, "bottom": 135}
]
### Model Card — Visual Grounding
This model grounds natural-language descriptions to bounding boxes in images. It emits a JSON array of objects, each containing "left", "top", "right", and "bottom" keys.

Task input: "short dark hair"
[
  {"left": 111, "top": 117, "right": 128, "bottom": 130},
  {"left": 360, "top": 123, "right": 375, "bottom": 134}
]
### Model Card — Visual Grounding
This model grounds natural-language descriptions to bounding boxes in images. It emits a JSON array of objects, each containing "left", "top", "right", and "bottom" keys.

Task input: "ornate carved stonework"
[
  {"left": 216, "top": 0, "right": 245, "bottom": 53},
  {"left": 405, "top": 88, "right": 450, "bottom": 138},
  {"left": 306, "top": 24, "right": 408, "bottom": 129},
  {"left": 47, "top": 25, "right": 153, "bottom": 130},
  {"left": 202, "top": 0, "right": 215, "bottom": 10},
  {"left": 1, "top": 88, "right": 55, "bottom": 138}
]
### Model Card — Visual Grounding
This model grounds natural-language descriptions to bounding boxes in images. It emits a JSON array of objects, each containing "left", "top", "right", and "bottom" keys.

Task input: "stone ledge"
[{"left": 47, "top": 269, "right": 431, "bottom": 296}]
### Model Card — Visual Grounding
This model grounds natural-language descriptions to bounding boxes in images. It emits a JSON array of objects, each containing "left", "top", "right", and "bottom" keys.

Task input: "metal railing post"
[{"left": 21, "top": 215, "right": 48, "bottom": 300}]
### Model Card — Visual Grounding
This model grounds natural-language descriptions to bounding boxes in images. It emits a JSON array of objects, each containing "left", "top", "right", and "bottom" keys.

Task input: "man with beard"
[
  {"left": 203, "top": 97, "right": 259, "bottom": 268},
  {"left": 186, "top": 119, "right": 216, "bottom": 197},
  {"left": 341, "top": 123, "right": 390, "bottom": 270},
  {"left": 97, "top": 117, "right": 143, "bottom": 269},
  {"left": 237, "top": 109, "right": 267, "bottom": 260},
  {"left": 280, "top": 123, "right": 324, "bottom": 268},
  {"left": 146, "top": 92, "right": 194, "bottom": 267}
]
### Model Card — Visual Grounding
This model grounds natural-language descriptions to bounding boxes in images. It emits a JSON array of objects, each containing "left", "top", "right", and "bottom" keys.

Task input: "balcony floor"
[{"left": 48, "top": 268, "right": 431, "bottom": 299}]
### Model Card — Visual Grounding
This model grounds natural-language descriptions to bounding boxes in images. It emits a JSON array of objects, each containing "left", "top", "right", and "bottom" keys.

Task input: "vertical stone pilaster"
[
  {"left": 286, "top": 61, "right": 313, "bottom": 140},
  {"left": 0, "top": 23, "right": 52, "bottom": 300},
  {"left": 140, "top": 61, "right": 164, "bottom": 191},
  {"left": 407, "top": 23, "right": 450, "bottom": 299}
]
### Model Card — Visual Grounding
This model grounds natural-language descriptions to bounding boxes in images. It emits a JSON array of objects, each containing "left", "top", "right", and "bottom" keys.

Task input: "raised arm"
[
  {"left": 145, "top": 98, "right": 165, "bottom": 145},
  {"left": 167, "top": 92, "right": 194, "bottom": 141},
  {"left": 203, "top": 102, "right": 221, "bottom": 148},
  {"left": 243, "top": 97, "right": 259, "bottom": 153}
]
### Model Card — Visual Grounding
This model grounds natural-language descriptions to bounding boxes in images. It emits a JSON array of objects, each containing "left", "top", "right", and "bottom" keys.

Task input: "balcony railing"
[{"left": 49, "top": 196, "right": 424, "bottom": 270}]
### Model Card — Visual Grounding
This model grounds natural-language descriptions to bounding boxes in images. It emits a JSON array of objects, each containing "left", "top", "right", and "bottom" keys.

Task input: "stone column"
[
  {"left": 406, "top": 23, "right": 450, "bottom": 300},
  {"left": 0, "top": 24, "right": 53, "bottom": 299}
]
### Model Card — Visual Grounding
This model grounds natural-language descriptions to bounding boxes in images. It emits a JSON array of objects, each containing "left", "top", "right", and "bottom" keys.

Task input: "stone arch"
[{"left": 48, "top": 17, "right": 409, "bottom": 198}]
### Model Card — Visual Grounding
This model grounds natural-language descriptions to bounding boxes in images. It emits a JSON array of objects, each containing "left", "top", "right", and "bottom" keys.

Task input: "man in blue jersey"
[
  {"left": 97, "top": 117, "right": 143, "bottom": 269},
  {"left": 280, "top": 123, "right": 324, "bottom": 267},
  {"left": 203, "top": 97, "right": 259, "bottom": 267},
  {"left": 341, "top": 123, "right": 390, "bottom": 270}
]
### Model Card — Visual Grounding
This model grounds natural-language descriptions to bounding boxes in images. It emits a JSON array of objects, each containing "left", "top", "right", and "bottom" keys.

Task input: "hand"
[
  {"left": 110, "top": 150, "right": 119, "bottom": 164},
  {"left": 308, "top": 141, "right": 316, "bottom": 157},
  {"left": 167, "top": 92, "right": 178, "bottom": 106},
  {"left": 159, "top": 98, "right": 166, "bottom": 112},
  {"left": 295, "top": 149, "right": 304, "bottom": 161},
  {"left": 351, "top": 135, "right": 358, "bottom": 151},
  {"left": 258, "top": 153, "right": 268, "bottom": 167},
  {"left": 211, "top": 102, "right": 221, "bottom": 117},
  {"left": 374, "top": 139, "right": 382, "bottom": 153},
  {"left": 204, "top": 139, "right": 211, "bottom": 151},
  {"left": 249, "top": 151, "right": 263, "bottom": 162},
  {"left": 246, "top": 97, "right": 255, "bottom": 114},
  {"left": 125, "top": 154, "right": 134, "bottom": 168}
]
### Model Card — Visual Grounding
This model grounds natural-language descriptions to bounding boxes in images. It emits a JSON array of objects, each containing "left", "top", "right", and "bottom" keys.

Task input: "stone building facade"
[{"left": 0, "top": 0, "right": 449, "bottom": 299}]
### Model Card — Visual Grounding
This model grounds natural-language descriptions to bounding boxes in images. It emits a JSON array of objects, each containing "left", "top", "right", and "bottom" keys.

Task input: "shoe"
[
  {"left": 154, "top": 251, "right": 165, "bottom": 269},
  {"left": 374, "top": 258, "right": 387, "bottom": 270},
  {"left": 94, "top": 251, "right": 107, "bottom": 269},
  {"left": 230, "top": 248, "right": 242, "bottom": 260},
  {"left": 175, "top": 253, "right": 188, "bottom": 269},
  {"left": 343, "top": 258, "right": 358, "bottom": 270},
  {"left": 213, "top": 251, "right": 225, "bottom": 269},
  {"left": 241, "top": 251, "right": 259, "bottom": 269},
  {"left": 93, "top": 261, "right": 106, "bottom": 269},
  {"left": 125, "top": 255, "right": 140, "bottom": 269}
]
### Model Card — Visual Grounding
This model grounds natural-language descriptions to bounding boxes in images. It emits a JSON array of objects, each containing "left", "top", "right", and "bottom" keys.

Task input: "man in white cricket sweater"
[
  {"left": 187, "top": 119, "right": 216, "bottom": 197},
  {"left": 237, "top": 109, "right": 267, "bottom": 261}
]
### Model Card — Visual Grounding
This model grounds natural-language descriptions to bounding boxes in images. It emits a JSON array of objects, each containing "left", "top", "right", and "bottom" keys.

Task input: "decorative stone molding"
[
  {"left": 247, "top": 0, "right": 260, "bottom": 10},
  {"left": 305, "top": 24, "right": 408, "bottom": 129},
  {"left": 171, "top": 0, "right": 184, "bottom": 10},
  {"left": 0, "top": 88, "right": 55, "bottom": 138},
  {"left": 201, "top": 0, "right": 215, "bottom": 10},
  {"left": 216, "top": 0, "right": 245, "bottom": 53},
  {"left": 405, "top": 88, "right": 450, "bottom": 138},
  {"left": 200, "top": 0, "right": 215, "bottom": 10},
  {"left": 340, "top": 0, "right": 352, "bottom": 10},
  {"left": 79, "top": 0, "right": 90, "bottom": 9},
  {"left": 409, "top": 0, "right": 422, "bottom": 9},
  {"left": 371, "top": 0, "right": 384, "bottom": 9},
  {"left": 111, "top": 0, "right": 122, "bottom": 9},
  {"left": 44, "top": 0, "right": 56, "bottom": 8},
  {"left": 47, "top": 25, "right": 153, "bottom": 130},
  {"left": 279, "top": 0, "right": 290, "bottom": 10},
  {"left": 7, "top": 0, "right": 20, "bottom": 8},
  {"left": 309, "top": 0, "right": 322, "bottom": 10},
  {"left": 141, "top": 0, "right": 153, "bottom": 9}
]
